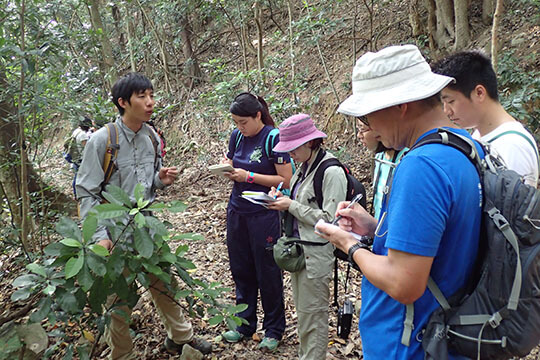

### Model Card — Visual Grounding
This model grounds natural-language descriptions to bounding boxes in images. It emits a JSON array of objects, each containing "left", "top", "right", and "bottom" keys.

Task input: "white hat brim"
[{"left": 338, "top": 69, "right": 454, "bottom": 117}]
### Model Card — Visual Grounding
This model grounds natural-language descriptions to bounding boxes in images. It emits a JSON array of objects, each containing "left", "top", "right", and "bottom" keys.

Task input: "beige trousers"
[
  {"left": 291, "top": 268, "right": 332, "bottom": 360},
  {"left": 104, "top": 273, "right": 193, "bottom": 360}
]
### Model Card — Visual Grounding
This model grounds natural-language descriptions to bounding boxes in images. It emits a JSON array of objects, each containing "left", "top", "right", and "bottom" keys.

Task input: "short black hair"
[
  {"left": 432, "top": 50, "right": 499, "bottom": 101},
  {"left": 111, "top": 72, "right": 153, "bottom": 115}
]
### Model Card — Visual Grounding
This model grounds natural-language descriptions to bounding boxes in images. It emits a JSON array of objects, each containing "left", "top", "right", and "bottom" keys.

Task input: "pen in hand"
[
  {"left": 274, "top": 181, "right": 284, "bottom": 199},
  {"left": 331, "top": 193, "right": 364, "bottom": 226}
]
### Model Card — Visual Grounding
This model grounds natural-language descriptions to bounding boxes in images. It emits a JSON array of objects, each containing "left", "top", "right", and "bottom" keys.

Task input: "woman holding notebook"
[
  {"left": 220, "top": 92, "right": 293, "bottom": 351},
  {"left": 267, "top": 114, "right": 348, "bottom": 360}
]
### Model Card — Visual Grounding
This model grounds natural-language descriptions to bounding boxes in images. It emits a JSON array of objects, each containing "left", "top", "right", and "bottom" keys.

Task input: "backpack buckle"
[{"left": 488, "top": 312, "right": 503, "bottom": 328}]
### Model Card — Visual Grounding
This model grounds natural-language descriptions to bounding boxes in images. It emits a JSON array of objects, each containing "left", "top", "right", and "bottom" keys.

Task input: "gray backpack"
[{"left": 405, "top": 128, "right": 540, "bottom": 360}]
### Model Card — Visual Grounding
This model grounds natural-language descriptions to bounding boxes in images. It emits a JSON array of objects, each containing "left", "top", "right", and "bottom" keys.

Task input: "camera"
[{"left": 337, "top": 298, "right": 355, "bottom": 339}]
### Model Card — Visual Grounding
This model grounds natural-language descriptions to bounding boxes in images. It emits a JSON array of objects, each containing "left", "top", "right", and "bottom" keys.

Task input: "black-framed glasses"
[{"left": 357, "top": 115, "right": 369, "bottom": 127}]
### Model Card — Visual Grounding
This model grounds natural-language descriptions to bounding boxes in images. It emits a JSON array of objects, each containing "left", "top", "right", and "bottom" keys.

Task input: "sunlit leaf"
[
  {"left": 89, "top": 244, "right": 109, "bottom": 257},
  {"left": 93, "top": 203, "right": 129, "bottom": 219},
  {"left": 134, "top": 183, "right": 145, "bottom": 202},
  {"left": 11, "top": 288, "right": 32, "bottom": 301},
  {"left": 65, "top": 255, "right": 84, "bottom": 279},
  {"left": 168, "top": 200, "right": 188, "bottom": 213},
  {"left": 174, "top": 232, "right": 204, "bottom": 241},
  {"left": 134, "top": 212, "right": 145, "bottom": 227},
  {"left": 102, "top": 184, "right": 131, "bottom": 206},
  {"left": 12, "top": 274, "right": 40, "bottom": 288},
  {"left": 26, "top": 262, "right": 47, "bottom": 278},
  {"left": 61, "top": 238, "right": 83, "bottom": 248},
  {"left": 56, "top": 217, "right": 81, "bottom": 241}
]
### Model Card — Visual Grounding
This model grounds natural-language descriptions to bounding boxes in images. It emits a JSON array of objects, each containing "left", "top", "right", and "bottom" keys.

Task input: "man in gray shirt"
[{"left": 76, "top": 72, "right": 211, "bottom": 359}]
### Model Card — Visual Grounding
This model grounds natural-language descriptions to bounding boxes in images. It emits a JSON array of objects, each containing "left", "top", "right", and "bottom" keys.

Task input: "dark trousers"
[{"left": 226, "top": 207, "right": 285, "bottom": 340}]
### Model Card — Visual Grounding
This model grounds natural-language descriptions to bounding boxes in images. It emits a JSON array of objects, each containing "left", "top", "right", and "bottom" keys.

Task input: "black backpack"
[
  {"left": 308, "top": 150, "right": 367, "bottom": 209},
  {"left": 404, "top": 128, "right": 540, "bottom": 360}
]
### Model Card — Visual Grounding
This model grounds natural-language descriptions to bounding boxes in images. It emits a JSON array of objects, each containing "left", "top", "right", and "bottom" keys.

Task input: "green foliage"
[
  {"left": 10, "top": 184, "right": 245, "bottom": 357},
  {"left": 497, "top": 51, "right": 540, "bottom": 132}
]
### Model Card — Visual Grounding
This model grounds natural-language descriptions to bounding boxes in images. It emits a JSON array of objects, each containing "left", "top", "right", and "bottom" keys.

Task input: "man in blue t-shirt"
[{"left": 316, "top": 45, "right": 483, "bottom": 359}]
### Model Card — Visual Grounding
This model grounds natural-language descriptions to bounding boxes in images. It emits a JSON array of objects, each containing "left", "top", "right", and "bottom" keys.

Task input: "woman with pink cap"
[{"left": 268, "top": 113, "right": 348, "bottom": 360}]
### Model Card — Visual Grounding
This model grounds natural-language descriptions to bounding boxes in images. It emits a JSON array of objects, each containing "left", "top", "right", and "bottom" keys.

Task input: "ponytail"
[{"left": 229, "top": 92, "right": 275, "bottom": 127}]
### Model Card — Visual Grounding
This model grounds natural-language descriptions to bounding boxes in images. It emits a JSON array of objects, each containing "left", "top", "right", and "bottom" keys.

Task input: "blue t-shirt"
[
  {"left": 227, "top": 126, "right": 291, "bottom": 214},
  {"left": 359, "top": 128, "right": 483, "bottom": 360}
]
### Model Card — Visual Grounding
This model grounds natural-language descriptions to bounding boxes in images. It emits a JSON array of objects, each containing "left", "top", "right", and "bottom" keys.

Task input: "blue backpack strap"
[{"left": 264, "top": 128, "right": 280, "bottom": 159}]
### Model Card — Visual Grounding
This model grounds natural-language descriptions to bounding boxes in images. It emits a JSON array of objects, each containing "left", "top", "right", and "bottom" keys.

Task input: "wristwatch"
[
  {"left": 347, "top": 241, "right": 371, "bottom": 264},
  {"left": 246, "top": 171, "right": 255, "bottom": 183}
]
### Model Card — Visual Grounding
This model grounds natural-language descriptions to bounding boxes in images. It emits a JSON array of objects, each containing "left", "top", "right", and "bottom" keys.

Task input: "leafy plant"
[{"left": 10, "top": 184, "right": 246, "bottom": 358}]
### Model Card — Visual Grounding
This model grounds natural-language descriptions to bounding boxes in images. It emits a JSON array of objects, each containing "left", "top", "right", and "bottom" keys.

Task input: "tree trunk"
[
  {"left": 179, "top": 14, "right": 202, "bottom": 80},
  {"left": 454, "top": 0, "right": 471, "bottom": 50},
  {"left": 482, "top": 0, "right": 495, "bottom": 25},
  {"left": 287, "top": 0, "right": 298, "bottom": 104},
  {"left": 434, "top": 0, "right": 454, "bottom": 47},
  {"left": 88, "top": 0, "right": 116, "bottom": 87},
  {"left": 424, "top": 0, "right": 437, "bottom": 51},
  {"left": 491, "top": 0, "right": 504, "bottom": 73},
  {"left": 111, "top": 4, "right": 125, "bottom": 53},
  {"left": 408, "top": 0, "right": 423, "bottom": 37},
  {"left": 254, "top": 0, "right": 265, "bottom": 82}
]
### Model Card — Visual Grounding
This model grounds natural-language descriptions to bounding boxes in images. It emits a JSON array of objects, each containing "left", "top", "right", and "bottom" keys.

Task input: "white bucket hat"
[{"left": 337, "top": 44, "right": 455, "bottom": 117}]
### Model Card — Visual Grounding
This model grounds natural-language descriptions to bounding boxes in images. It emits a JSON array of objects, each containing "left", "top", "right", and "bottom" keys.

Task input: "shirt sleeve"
[
  {"left": 288, "top": 165, "right": 347, "bottom": 226},
  {"left": 384, "top": 155, "right": 454, "bottom": 257},
  {"left": 270, "top": 132, "right": 291, "bottom": 165},
  {"left": 75, "top": 132, "right": 109, "bottom": 241}
]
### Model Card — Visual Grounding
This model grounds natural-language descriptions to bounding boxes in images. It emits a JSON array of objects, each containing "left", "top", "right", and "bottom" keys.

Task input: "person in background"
[
  {"left": 267, "top": 114, "right": 347, "bottom": 360},
  {"left": 432, "top": 50, "right": 539, "bottom": 187},
  {"left": 69, "top": 116, "right": 93, "bottom": 196},
  {"left": 357, "top": 122, "right": 407, "bottom": 220},
  {"left": 316, "top": 44, "right": 483, "bottom": 359},
  {"left": 76, "top": 72, "right": 211, "bottom": 359},
  {"left": 221, "top": 92, "right": 293, "bottom": 351}
]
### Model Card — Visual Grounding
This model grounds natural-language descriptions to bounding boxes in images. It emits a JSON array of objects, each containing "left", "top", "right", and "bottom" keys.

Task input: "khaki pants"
[
  {"left": 291, "top": 268, "right": 332, "bottom": 360},
  {"left": 104, "top": 273, "right": 193, "bottom": 360}
]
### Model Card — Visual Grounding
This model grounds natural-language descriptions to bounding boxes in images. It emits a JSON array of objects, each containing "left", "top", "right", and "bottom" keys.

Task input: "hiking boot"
[
  {"left": 257, "top": 337, "right": 279, "bottom": 351},
  {"left": 164, "top": 337, "right": 212, "bottom": 355},
  {"left": 222, "top": 330, "right": 245, "bottom": 343}
]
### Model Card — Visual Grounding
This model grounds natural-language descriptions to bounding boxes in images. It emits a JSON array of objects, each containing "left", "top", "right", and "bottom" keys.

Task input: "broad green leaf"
[
  {"left": 168, "top": 200, "right": 188, "bottom": 213},
  {"left": 77, "top": 264, "right": 94, "bottom": 292},
  {"left": 145, "top": 216, "right": 168, "bottom": 236},
  {"left": 208, "top": 315, "right": 224, "bottom": 326},
  {"left": 174, "top": 233, "right": 204, "bottom": 241},
  {"left": 129, "top": 208, "right": 139, "bottom": 216},
  {"left": 147, "top": 202, "right": 166, "bottom": 211},
  {"left": 44, "top": 242, "right": 69, "bottom": 257},
  {"left": 87, "top": 253, "right": 107, "bottom": 276},
  {"left": 12, "top": 274, "right": 40, "bottom": 288},
  {"left": 93, "top": 203, "right": 129, "bottom": 219},
  {"left": 161, "top": 252, "right": 177, "bottom": 264},
  {"left": 134, "top": 183, "right": 145, "bottom": 202},
  {"left": 43, "top": 284, "right": 56, "bottom": 296},
  {"left": 106, "top": 250, "right": 125, "bottom": 282},
  {"left": 56, "top": 217, "right": 81, "bottom": 241},
  {"left": 89, "top": 244, "right": 109, "bottom": 257},
  {"left": 176, "top": 257, "right": 196, "bottom": 270},
  {"left": 142, "top": 263, "right": 163, "bottom": 276},
  {"left": 155, "top": 271, "right": 171, "bottom": 285},
  {"left": 228, "top": 304, "right": 249, "bottom": 314},
  {"left": 175, "top": 244, "right": 189, "bottom": 256},
  {"left": 57, "top": 290, "right": 79, "bottom": 314},
  {"left": 133, "top": 228, "right": 153, "bottom": 258},
  {"left": 26, "top": 263, "right": 47, "bottom": 278},
  {"left": 65, "top": 255, "right": 84, "bottom": 279},
  {"left": 82, "top": 216, "right": 98, "bottom": 243},
  {"left": 112, "top": 276, "right": 130, "bottom": 300},
  {"left": 102, "top": 185, "right": 131, "bottom": 207},
  {"left": 61, "top": 238, "right": 83, "bottom": 248},
  {"left": 137, "top": 199, "right": 150, "bottom": 209},
  {"left": 136, "top": 273, "right": 150, "bottom": 288},
  {"left": 174, "top": 289, "right": 191, "bottom": 299},
  {"left": 30, "top": 297, "right": 53, "bottom": 323},
  {"left": 134, "top": 212, "right": 145, "bottom": 227},
  {"left": 76, "top": 344, "right": 91, "bottom": 360},
  {"left": 11, "top": 288, "right": 32, "bottom": 301}
]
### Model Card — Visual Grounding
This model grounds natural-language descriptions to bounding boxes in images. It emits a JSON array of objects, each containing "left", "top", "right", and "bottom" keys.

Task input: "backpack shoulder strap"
[
  {"left": 312, "top": 157, "right": 345, "bottom": 208},
  {"left": 488, "top": 130, "right": 539, "bottom": 163},
  {"left": 102, "top": 123, "right": 119, "bottom": 191},
  {"left": 264, "top": 128, "right": 280, "bottom": 159},
  {"left": 145, "top": 123, "right": 160, "bottom": 167},
  {"left": 234, "top": 130, "right": 243, "bottom": 151}
]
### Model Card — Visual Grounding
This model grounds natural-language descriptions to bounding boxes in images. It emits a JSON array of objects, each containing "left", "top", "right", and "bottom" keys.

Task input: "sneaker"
[
  {"left": 257, "top": 337, "right": 279, "bottom": 351},
  {"left": 164, "top": 337, "right": 212, "bottom": 355},
  {"left": 222, "top": 330, "right": 245, "bottom": 343}
]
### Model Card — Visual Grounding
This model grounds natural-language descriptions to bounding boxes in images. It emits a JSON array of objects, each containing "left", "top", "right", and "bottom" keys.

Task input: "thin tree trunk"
[
  {"left": 362, "top": 0, "right": 375, "bottom": 51},
  {"left": 287, "top": 0, "right": 298, "bottom": 104},
  {"left": 482, "top": 0, "right": 495, "bottom": 25},
  {"left": 125, "top": 3, "right": 136, "bottom": 72},
  {"left": 491, "top": 0, "right": 504, "bottom": 73},
  {"left": 409, "top": 0, "right": 423, "bottom": 37},
  {"left": 88, "top": 0, "right": 115, "bottom": 87},
  {"left": 179, "top": 14, "right": 201, "bottom": 79},
  {"left": 454, "top": 0, "right": 470, "bottom": 50},
  {"left": 424, "top": 0, "right": 437, "bottom": 51},
  {"left": 254, "top": 1, "right": 264, "bottom": 83}
]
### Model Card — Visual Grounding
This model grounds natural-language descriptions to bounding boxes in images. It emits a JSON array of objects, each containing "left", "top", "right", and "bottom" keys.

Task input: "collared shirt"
[{"left": 75, "top": 117, "right": 165, "bottom": 241}]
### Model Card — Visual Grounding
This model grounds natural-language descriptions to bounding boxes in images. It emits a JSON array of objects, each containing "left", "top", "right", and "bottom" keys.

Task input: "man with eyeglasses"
[{"left": 316, "top": 45, "right": 482, "bottom": 360}]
